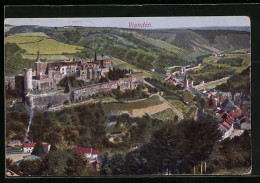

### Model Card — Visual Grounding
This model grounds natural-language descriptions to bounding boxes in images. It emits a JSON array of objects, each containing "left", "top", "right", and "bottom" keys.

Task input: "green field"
[
  {"left": 22, "top": 54, "right": 72, "bottom": 61},
  {"left": 168, "top": 99, "right": 187, "bottom": 113},
  {"left": 111, "top": 56, "right": 152, "bottom": 78},
  {"left": 186, "top": 106, "right": 197, "bottom": 119},
  {"left": 102, "top": 95, "right": 163, "bottom": 113},
  {"left": 5, "top": 32, "right": 84, "bottom": 55},
  {"left": 188, "top": 53, "right": 250, "bottom": 83},
  {"left": 151, "top": 108, "right": 176, "bottom": 121}
]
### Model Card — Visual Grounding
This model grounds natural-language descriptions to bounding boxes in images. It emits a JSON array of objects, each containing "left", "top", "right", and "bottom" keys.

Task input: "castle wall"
[
  {"left": 5, "top": 76, "right": 15, "bottom": 89},
  {"left": 15, "top": 75, "right": 24, "bottom": 95},
  {"left": 72, "top": 80, "right": 118, "bottom": 101},
  {"left": 29, "top": 92, "right": 71, "bottom": 109}
]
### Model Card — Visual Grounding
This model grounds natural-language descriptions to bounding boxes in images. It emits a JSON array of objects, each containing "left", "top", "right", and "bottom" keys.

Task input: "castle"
[
  {"left": 13, "top": 52, "right": 144, "bottom": 109},
  {"left": 16, "top": 51, "right": 112, "bottom": 95}
]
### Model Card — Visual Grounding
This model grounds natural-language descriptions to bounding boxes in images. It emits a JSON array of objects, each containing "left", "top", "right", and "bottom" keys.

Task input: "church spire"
[{"left": 184, "top": 74, "right": 189, "bottom": 90}]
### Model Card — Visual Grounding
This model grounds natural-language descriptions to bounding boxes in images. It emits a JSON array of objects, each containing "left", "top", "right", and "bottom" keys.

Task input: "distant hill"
[
  {"left": 188, "top": 26, "right": 250, "bottom": 32},
  {"left": 5, "top": 25, "right": 250, "bottom": 73}
]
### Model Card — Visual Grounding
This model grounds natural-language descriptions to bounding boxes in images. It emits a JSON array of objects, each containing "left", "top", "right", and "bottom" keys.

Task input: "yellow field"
[{"left": 5, "top": 32, "right": 84, "bottom": 54}]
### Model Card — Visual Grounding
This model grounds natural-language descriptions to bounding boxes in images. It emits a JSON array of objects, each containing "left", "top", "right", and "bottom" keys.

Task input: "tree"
[
  {"left": 65, "top": 153, "right": 97, "bottom": 176},
  {"left": 100, "top": 152, "right": 112, "bottom": 175},
  {"left": 178, "top": 114, "right": 222, "bottom": 173},
  {"left": 32, "top": 142, "right": 46, "bottom": 157},
  {"left": 6, "top": 158, "right": 22, "bottom": 175},
  {"left": 20, "top": 159, "right": 45, "bottom": 176},
  {"left": 42, "top": 149, "right": 73, "bottom": 176},
  {"left": 109, "top": 154, "right": 125, "bottom": 175},
  {"left": 63, "top": 125, "right": 79, "bottom": 145}
]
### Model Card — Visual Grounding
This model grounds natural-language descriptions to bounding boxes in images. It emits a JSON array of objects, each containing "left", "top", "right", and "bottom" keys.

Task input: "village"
[{"left": 165, "top": 65, "right": 251, "bottom": 140}]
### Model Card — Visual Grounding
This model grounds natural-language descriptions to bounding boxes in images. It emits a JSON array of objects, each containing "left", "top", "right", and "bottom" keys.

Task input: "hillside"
[
  {"left": 216, "top": 66, "right": 251, "bottom": 97},
  {"left": 5, "top": 31, "right": 84, "bottom": 61},
  {"left": 5, "top": 25, "right": 250, "bottom": 74}
]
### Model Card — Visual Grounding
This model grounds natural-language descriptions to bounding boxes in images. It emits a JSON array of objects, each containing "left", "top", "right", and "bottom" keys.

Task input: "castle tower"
[
  {"left": 184, "top": 74, "right": 189, "bottom": 90},
  {"left": 24, "top": 68, "right": 33, "bottom": 94}
]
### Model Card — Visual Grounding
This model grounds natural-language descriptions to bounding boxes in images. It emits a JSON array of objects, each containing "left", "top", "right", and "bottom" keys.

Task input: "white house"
[
  {"left": 23, "top": 142, "right": 51, "bottom": 153},
  {"left": 73, "top": 147, "right": 99, "bottom": 163}
]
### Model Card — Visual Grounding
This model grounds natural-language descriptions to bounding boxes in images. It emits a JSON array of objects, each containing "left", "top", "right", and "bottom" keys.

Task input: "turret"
[{"left": 24, "top": 68, "right": 33, "bottom": 94}]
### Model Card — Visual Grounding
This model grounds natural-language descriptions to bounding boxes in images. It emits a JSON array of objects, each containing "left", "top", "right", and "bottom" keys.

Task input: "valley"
[{"left": 5, "top": 23, "right": 251, "bottom": 176}]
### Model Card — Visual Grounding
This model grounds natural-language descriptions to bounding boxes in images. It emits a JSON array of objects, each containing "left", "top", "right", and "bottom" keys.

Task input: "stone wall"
[
  {"left": 29, "top": 72, "right": 144, "bottom": 109},
  {"left": 5, "top": 76, "right": 15, "bottom": 88},
  {"left": 72, "top": 80, "right": 118, "bottom": 101},
  {"left": 30, "top": 92, "right": 71, "bottom": 108}
]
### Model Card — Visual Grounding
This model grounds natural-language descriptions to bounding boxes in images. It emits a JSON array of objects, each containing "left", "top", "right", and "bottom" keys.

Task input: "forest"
[
  {"left": 5, "top": 43, "right": 36, "bottom": 76},
  {"left": 216, "top": 66, "right": 251, "bottom": 98}
]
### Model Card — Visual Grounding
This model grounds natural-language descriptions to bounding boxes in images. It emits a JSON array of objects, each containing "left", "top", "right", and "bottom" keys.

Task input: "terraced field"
[{"left": 151, "top": 108, "right": 176, "bottom": 121}]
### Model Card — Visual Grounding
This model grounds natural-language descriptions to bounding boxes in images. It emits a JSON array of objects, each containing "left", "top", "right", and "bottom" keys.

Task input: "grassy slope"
[
  {"left": 5, "top": 32, "right": 84, "bottom": 55},
  {"left": 189, "top": 52, "right": 250, "bottom": 83},
  {"left": 102, "top": 95, "right": 163, "bottom": 112},
  {"left": 111, "top": 56, "right": 152, "bottom": 78}
]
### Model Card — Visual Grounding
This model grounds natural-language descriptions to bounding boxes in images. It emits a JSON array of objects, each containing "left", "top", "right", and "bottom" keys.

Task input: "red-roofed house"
[
  {"left": 73, "top": 147, "right": 99, "bottom": 163},
  {"left": 218, "top": 111, "right": 235, "bottom": 139},
  {"left": 23, "top": 142, "right": 51, "bottom": 153}
]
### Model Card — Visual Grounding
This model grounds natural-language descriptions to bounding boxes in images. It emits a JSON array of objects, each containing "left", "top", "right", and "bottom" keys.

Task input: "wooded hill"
[{"left": 5, "top": 25, "right": 250, "bottom": 74}]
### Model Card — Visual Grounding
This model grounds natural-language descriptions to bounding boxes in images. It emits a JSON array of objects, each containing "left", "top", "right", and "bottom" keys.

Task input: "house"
[
  {"left": 73, "top": 147, "right": 99, "bottom": 163},
  {"left": 233, "top": 93, "right": 242, "bottom": 105},
  {"left": 219, "top": 112, "right": 234, "bottom": 139},
  {"left": 220, "top": 98, "right": 237, "bottom": 112},
  {"left": 23, "top": 142, "right": 51, "bottom": 153},
  {"left": 234, "top": 114, "right": 251, "bottom": 130},
  {"left": 241, "top": 100, "right": 251, "bottom": 112}
]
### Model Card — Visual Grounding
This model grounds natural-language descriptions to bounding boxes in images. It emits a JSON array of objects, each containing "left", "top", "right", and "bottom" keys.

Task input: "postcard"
[{"left": 5, "top": 16, "right": 251, "bottom": 176}]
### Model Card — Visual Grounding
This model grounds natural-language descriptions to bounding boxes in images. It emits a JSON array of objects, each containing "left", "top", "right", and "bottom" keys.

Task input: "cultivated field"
[
  {"left": 151, "top": 108, "right": 176, "bottom": 121},
  {"left": 5, "top": 32, "right": 84, "bottom": 55}
]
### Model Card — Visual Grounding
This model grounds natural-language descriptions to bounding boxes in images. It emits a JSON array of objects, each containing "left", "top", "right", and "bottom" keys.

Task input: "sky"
[{"left": 5, "top": 17, "right": 250, "bottom": 29}]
